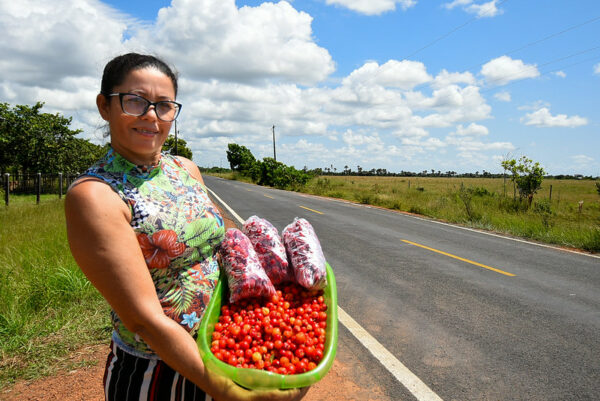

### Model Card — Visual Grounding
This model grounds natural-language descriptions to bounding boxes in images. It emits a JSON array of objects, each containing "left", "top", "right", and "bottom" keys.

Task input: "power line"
[
  {"left": 403, "top": 0, "right": 510, "bottom": 60},
  {"left": 493, "top": 55, "right": 600, "bottom": 93},
  {"left": 505, "top": 15, "right": 600, "bottom": 57},
  {"left": 482, "top": 44, "right": 600, "bottom": 89},
  {"left": 462, "top": 14, "right": 600, "bottom": 73}
]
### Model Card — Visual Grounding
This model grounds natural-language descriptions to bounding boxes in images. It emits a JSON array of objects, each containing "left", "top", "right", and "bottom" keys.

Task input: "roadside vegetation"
[
  {"left": 207, "top": 144, "right": 600, "bottom": 253},
  {"left": 0, "top": 197, "right": 110, "bottom": 389}
]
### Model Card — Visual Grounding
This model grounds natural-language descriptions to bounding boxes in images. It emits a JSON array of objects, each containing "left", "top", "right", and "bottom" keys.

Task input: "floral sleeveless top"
[{"left": 82, "top": 148, "right": 225, "bottom": 357}]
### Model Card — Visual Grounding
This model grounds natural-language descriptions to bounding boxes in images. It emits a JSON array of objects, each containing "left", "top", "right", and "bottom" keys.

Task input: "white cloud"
[
  {"left": 451, "top": 123, "right": 489, "bottom": 137},
  {"left": 341, "top": 130, "right": 383, "bottom": 146},
  {"left": 594, "top": 63, "right": 600, "bottom": 75},
  {"left": 325, "top": 0, "right": 416, "bottom": 15},
  {"left": 494, "top": 91, "right": 511, "bottom": 102},
  {"left": 521, "top": 108, "right": 588, "bottom": 128},
  {"left": 443, "top": 0, "right": 503, "bottom": 18},
  {"left": 131, "top": 0, "right": 334, "bottom": 85},
  {"left": 443, "top": 0, "right": 472, "bottom": 9},
  {"left": 0, "top": 0, "right": 128, "bottom": 88},
  {"left": 480, "top": 56, "right": 539, "bottom": 86},
  {"left": 466, "top": 0, "right": 503, "bottom": 18},
  {"left": 432, "top": 69, "right": 476, "bottom": 89},
  {"left": 571, "top": 155, "right": 594, "bottom": 165},
  {"left": 342, "top": 60, "right": 432, "bottom": 90},
  {"left": 554, "top": 71, "right": 566, "bottom": 78}
]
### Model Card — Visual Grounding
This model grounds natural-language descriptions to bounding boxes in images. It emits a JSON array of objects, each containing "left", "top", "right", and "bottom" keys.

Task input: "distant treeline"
[{"left": 200, "top": 164, "right": 597, "bottom": 180}]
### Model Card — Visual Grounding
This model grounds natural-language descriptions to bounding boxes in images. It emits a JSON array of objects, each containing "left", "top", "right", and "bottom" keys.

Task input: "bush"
[
  {"left": 250, "top": 158, "right": 312, "bottom": 190},
  {"left": 498, "top": 197, "right": 529, "bottom": 213},
  {"left": 471, "top": 186, "right": 492, "bottom": 197}
]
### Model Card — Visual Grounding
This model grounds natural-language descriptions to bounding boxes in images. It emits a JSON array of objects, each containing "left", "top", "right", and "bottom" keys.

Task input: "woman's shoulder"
[
  {"left": 65, "top": 178, "right": 129, "bottom": 219},
  {"left": 169, "top": 155, "right": 205, "bottom": 186}
]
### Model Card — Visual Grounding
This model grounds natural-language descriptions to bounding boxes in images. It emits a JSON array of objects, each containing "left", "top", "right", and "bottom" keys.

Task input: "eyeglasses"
[{"left": 106, "top": 93, "right": 182, "bottom": 122}]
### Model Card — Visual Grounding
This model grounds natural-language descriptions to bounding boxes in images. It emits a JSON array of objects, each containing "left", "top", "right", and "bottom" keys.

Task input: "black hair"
[{"left": 100, "top": 53, "right": 178, "bottom": 97}]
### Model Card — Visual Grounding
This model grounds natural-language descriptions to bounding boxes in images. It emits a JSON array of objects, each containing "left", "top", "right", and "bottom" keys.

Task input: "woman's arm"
[{"left": 65, "top": 181, "right": 305, "bottom": 401}]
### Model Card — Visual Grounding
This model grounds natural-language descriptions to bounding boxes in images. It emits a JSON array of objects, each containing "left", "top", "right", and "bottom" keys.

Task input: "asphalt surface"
[{"left": 204, "top": 175, "right": 600, "bottom": 401}]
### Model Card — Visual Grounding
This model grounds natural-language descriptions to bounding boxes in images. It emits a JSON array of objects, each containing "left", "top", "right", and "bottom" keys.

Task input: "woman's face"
[{"left": 97, "top": 67, "right": 175, "bottom": 165}]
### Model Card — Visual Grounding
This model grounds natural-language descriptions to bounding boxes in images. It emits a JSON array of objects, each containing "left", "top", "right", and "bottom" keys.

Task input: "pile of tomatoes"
[{"left": 210, "top": 282, "right": 328, "bottom": 374}]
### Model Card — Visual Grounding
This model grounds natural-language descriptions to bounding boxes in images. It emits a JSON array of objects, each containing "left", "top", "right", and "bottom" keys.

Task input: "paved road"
[{"left": 204, "top": 175, "right": 600, "bottom": 401}]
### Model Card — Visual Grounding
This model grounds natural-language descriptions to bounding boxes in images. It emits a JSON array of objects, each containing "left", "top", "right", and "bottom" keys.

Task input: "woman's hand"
[{"left": 203, "top": 368, "right": 309, "bottom": 401}]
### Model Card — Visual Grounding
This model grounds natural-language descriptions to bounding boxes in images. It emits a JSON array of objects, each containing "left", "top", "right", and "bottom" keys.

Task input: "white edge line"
[
  {"left": 206, "top": 183, "right": 444, "bottom": 401},
  {"left": 206, "top": 186, "right": 245, "bottom": 224},
  {"left": 338, "top": 308, "right": 443, "bottom": 401}
]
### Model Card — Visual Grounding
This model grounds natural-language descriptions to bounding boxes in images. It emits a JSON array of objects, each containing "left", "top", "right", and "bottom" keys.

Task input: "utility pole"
[{"left": 272, "top": 124, "right": 276, "bottom": 161}]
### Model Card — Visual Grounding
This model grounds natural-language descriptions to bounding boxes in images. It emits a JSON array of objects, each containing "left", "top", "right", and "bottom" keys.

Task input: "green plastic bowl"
[{"left": 197, "top": 263, "right": 338, "bottom": 389}]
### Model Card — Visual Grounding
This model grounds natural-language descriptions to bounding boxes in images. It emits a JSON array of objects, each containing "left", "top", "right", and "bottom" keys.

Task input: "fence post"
[
  {"left": 4, "top": 173, "right": 8, "bottom": 206},
  {"left": 37, "top": 172, "right": 41, "bottom": 204},
  {"left": 549, "top": 184, "right": 552, "bottom": 202},
  {"left": 59, "top": 172, "right": 63, "bottom": 199}
]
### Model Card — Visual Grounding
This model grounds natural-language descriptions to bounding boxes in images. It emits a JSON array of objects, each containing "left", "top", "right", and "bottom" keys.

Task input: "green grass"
[
  {"left": 0, "top": 197, "right": 111, "bottom": 389},
  {"left": 209, "top": 174, "right": 600, "bottom": 252}
]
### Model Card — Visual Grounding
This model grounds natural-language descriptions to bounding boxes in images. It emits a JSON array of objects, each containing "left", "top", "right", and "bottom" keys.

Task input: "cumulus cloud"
[
  {"left": 594, "top": 63, "right": 600, "bottom": 75},
  {"left": 494, "top": 91, "right": 511, "bottom": 102},
  {"left": 521, "top": 107, "right": 588, "bottom": 128},
  {"left": 131, "top": 0, "right": 335, "bottom": 85},
  {"left": 325, "top": 0, "right": 416, "bottom": 15},
  {"left": 431, "top": 69, "right": 476, "bottom": 89},
  {"left": 480, "top": 56, "right": 539, "bottom": 86},
  {"left": 450, "top": 123, "right": 489, "bottom": 137},
  {"left": 554, "top": 71, "right": 566, "bottom": 78},
  {"left": 0, "top": 0, "right": 128, "bottom": 88},
  {"left": 443, "top": 0, "right": 503, "bottom": 18},
  {"left": 342, "top": 60, "right": 432, "bottom": 90}
]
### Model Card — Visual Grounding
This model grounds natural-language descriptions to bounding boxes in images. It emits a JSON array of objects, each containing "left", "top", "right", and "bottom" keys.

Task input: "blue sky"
[{"left": 1, "top": 1, "right": 599, "bottom": 175}]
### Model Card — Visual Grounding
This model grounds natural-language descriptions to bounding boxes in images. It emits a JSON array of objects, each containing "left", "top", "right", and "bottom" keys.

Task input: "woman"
[{"left": 65, "top": 53, "right": 307, "bottom": 401}]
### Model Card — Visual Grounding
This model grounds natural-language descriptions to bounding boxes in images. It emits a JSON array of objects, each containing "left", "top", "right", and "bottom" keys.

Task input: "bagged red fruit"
[
  {"left": 219, "top": 228, "right": 276, "bottom": 303},
  {"left": 242, "top": 215, "right": 292, "bottom": 285},
  {"left": 282, "top": 217, "right": 327, "bottom": 290}
]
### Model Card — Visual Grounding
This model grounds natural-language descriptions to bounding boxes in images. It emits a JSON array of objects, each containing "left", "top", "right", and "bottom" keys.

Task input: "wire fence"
[{"left": 2, "top": 172, "right": 80, "bottom": 205}]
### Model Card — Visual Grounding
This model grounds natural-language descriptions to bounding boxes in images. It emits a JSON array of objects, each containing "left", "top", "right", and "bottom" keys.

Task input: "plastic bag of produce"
[
  {"left": 219, "top": 228, "right": 276, "bottom": 303},
  {"left": 243, "top": 215, "right": 292, "bottom": 285},
  {"left": 282, "top": 218, "right": 327, "bottom": 290}
]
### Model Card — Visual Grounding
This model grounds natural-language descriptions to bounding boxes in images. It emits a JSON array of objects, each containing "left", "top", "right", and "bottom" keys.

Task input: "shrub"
[
  {"left": 471, "top": 186, "right": 492, "bottom": 197},
  {"left": 498, "top": 197, "right": 529, "bottom": 213}
]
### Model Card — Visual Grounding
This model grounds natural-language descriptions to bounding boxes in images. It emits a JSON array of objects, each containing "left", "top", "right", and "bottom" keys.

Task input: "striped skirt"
[{"left": 103, "top": 341, "right": 210, "bottom": 401}]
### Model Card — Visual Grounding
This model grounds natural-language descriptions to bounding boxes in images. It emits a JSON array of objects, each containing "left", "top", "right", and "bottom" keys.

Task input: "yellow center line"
[
  {"left": 401, "top": 239, "right": 516, "bottom": 277},
  {"left": 263, "top": 194, "right": 274, "bottom": 199},
  {"left": 299, "top": 205, "right": 324, "bottom": 215}
]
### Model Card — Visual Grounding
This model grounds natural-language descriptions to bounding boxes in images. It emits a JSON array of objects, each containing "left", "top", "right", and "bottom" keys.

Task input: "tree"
[
  {"left": 501, "top": 156, "right": 545, "bottom": 207},
  {"left": 226, "top": 143, "right": 256, "bottom": 172},
  {"left": 0, "top": 102, "right": 103, "bottom": 174},
  {"left": 162, "top": 135, "right": 193, "bottom": 159}
]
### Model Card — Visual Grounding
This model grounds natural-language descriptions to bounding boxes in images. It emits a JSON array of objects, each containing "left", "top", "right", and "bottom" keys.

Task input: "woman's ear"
[{"left": 96, "top": 94, "right": 110, "bottom": 122}]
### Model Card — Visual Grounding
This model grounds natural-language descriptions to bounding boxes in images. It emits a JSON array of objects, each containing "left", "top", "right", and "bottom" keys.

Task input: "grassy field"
[
  {"left": 214, "top": 173, "right": 600, "bottom": 252},
  {"left": 0, "top": 196, "right": 110, "bottom": 389}
]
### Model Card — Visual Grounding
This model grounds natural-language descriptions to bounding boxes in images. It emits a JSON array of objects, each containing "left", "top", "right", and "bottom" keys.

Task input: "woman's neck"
[{"left": 111, "top": 145, "right": 161, "bottom": 166}]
